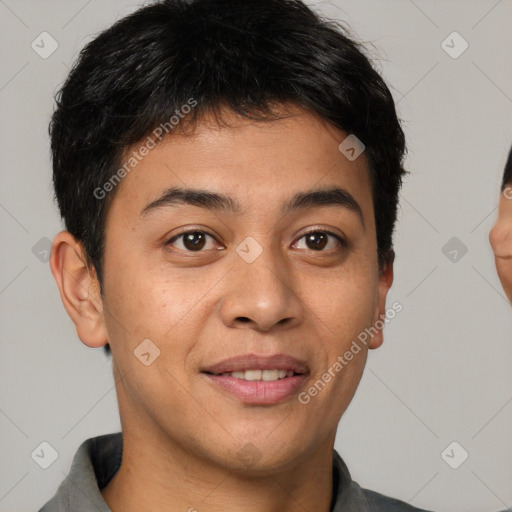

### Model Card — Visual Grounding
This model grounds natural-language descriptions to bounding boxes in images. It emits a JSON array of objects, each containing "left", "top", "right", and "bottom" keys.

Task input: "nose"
[
  {"left": 219, "top": 243, "right": 304, "bottom": 332},
  {"left": 489, "top": 220, "right": 512, "bottom": 258}
]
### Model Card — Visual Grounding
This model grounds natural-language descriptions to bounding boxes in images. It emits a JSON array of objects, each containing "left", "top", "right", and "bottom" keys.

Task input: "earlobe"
[
  {"left": 49, "top": 231, "right": 108, "bottom": 349},
  {"left": 369, "top": 250, "right": 395, "bottom": 350}
]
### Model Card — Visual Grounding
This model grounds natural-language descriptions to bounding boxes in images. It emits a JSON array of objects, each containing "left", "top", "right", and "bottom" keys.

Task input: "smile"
[
  {"left": 201, "top": 354, "right": 309, "bottom": 404},
  {"left": 212, "top": 369, "right": 295, "bottom": 381}
]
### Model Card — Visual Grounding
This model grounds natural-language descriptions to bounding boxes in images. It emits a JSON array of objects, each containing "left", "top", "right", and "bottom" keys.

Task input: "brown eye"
[
  {"left": 294, "top": 230, "right": 344, "bottom": 252},
  {"left": 167, "top": 231, "right": 217, "bottom": 252}
]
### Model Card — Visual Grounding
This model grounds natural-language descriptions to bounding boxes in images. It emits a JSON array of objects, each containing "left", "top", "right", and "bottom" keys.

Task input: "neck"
[{"left": 101, "top": 425, "right": 335, "bottom": 512}]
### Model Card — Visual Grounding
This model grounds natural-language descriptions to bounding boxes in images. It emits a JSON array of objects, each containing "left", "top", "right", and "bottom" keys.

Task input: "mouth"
[
  {"left": 203, "top": 369, "right": 300, "bottom": 381},
  {"left": 201, "top": 354, "right": 309, "bottom": 404}
]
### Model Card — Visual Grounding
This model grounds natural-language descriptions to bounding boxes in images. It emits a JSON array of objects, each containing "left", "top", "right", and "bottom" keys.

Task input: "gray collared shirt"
[{"left": 38, "top": 432, "right": 434, "bottom": 512}]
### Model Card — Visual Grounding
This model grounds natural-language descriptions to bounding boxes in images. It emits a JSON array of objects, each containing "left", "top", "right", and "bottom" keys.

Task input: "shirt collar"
[{"left": 39, "top": 433, "right": 122, "bottom": 512}]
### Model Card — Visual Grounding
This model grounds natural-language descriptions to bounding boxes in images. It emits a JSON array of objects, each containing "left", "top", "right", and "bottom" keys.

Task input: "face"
[
  {"left": 53, "top": 104, "right": 393, "bottom": 473},
  {"left": 490, "top": 186, "right": 512, "bottom": 302}
]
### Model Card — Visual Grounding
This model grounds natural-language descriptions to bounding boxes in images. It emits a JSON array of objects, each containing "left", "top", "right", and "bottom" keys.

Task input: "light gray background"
[{"left": 1, "top": 0, "right": 511, "bottom": 510}]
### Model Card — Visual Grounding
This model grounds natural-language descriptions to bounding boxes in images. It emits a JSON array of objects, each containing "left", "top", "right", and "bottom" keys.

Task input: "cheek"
[
  {"left": 102, "top": 252, "right": 223, "bottom": 363},
  {"left": 494, "top": 257, "right": 512, "bottom": 302},
  {"left": 303, "top": 263, "right": 378, "bottom": 342}
]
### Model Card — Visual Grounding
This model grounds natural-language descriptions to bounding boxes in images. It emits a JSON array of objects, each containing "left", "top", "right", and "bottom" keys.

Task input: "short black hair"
[
  {"left": 501, "top": 144, "right": 512, "bottom": 191},
  {"left": 50, "top": 0, "right": 407, "bottom": 356}
]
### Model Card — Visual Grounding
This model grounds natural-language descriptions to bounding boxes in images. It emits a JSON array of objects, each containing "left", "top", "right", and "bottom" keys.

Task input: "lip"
[
  {"left": 201, "top": 353, "right": 309, "bottom": 405},
  {"left": 202, "top": 353, "right": 309, "bottom": 375}
]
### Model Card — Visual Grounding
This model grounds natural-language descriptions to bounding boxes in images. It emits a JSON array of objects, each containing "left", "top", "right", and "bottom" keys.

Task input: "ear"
[
  {"left": 49, "top": 230, "right": 108, "bottom": 349},
  {"left": 368, "top": 250, "right": 395, "bottom": 350}
]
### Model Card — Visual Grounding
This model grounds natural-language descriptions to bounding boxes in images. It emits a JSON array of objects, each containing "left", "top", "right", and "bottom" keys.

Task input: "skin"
[
  {"left": 50, "top": 103, "right": 393, "bottom": 512},
  {"left": 489, "top": 186, "right": 512, "bottom": 302}
]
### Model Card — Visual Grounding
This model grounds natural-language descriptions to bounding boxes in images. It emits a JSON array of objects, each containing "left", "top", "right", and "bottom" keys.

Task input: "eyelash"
[{"left": 165, "top": 228, "right": 346, "bottom": 253}]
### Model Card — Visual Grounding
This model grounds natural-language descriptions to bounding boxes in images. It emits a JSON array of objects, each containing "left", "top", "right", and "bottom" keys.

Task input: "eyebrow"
[{"left": 140, "top": 185, "right": 364, "bottom": 227}]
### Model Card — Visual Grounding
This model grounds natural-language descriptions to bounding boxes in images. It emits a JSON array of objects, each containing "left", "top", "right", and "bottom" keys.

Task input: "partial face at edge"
[
  {"left": 88, "top": 105, "right": 394, "bottom": 471},
  {"left": 490, "top": 186, "right": 512, "bottom": 302}
]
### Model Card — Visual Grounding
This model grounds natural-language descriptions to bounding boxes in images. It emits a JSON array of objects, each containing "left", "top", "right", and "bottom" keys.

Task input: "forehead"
[{"left": 105, "top": 104, "right": 373, "bottom": 222}]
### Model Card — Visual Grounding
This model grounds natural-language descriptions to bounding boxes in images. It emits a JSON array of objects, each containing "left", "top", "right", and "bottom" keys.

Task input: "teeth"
[
  {"left": 223, "top": 369, "right": 294, "bottom": 381},
  {"left": 245, "top": 369, "right": 262, "bottom": 381},
  {"left": 262, "top": 369, "right": 279, "bottom": 381}
]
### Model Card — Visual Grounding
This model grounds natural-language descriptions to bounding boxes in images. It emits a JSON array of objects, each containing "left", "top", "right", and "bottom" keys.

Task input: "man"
[
  {"left": 488, "top": 146, "right": 512, "bottom": 512},
  {"left": 489, "top": 145, "right": 512, "bottom": 301},
  {"left": 40, "top": 0, "right": 435, "bottom": 510}
]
